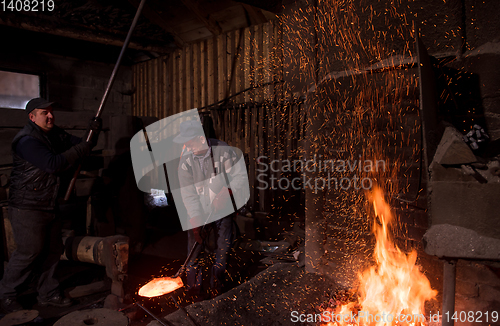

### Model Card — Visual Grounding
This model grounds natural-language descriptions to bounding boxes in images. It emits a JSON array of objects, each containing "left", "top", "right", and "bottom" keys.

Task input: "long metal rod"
[
  {"left": 64, "top": 0, "right": 148, "bottom": 201},
  {"left": 174, "top": 210, "right": 214, "bottom": 278},
  {"left": 174, "top": 239, "right": 200, "bottom": 278},
  {"left": 95, "top": 0, "right": 147, "bottom": 119}
]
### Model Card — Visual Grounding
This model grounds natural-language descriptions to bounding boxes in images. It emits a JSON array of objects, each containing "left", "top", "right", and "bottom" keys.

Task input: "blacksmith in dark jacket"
[{"left": 0, "top": 98, "right": 101, "bottom": 313}]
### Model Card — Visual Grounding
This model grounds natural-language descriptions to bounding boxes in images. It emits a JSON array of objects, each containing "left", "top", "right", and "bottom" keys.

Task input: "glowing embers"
[
  {"left": 323, "top": 187, "right": 437, "bottom": 326},
  {"left": 138, "top": 276, "right": 184, "bottom": 298}
]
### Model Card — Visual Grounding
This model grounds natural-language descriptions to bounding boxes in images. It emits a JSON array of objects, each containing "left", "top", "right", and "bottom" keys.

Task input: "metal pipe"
[
  {"left": 442, "top": 259, "right": 457, "bottom": 326},
  {"left": 64, "top": 0, "right": 148, "bottom": 201},
  {"left": 174, "top": 210, "right": 214, "bottom": 278},
  {"left": 95, "top": 0, "right": 147, "bottom": 119}
]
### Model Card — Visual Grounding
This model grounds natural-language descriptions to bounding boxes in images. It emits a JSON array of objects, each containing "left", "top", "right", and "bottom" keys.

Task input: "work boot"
[
  {"left": 0, "top": 298, "right": 23, "bottom": 313},
  {"left": 37, "top": 294, "right": 72, "bottom": 308}
]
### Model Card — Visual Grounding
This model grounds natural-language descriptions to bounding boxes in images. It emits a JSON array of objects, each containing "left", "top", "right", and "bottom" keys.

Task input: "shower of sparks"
[
  {"left": 278, "top": 0, "right": 440, "bottom": 323},
  {"left": 275, "top": 0, "right": 425, "bottom": 277},
  {"left": 233, "top": 0, "right": 446, "bottom": 236}
]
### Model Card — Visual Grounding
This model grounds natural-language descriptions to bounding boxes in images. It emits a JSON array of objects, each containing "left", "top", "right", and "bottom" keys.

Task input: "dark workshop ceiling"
[{"left": 0, "top": 0, "right": 282, "bottom": 64}]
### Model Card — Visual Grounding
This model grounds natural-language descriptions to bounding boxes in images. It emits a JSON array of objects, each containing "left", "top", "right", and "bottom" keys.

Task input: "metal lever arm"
[{"left": 64, "top": 0, "right": 148, "bottom": 201}]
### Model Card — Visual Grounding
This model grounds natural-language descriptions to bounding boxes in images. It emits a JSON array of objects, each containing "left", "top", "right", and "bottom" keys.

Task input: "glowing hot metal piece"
[{"left": 138, "top": 277, "right": 184, "bottom": 298}]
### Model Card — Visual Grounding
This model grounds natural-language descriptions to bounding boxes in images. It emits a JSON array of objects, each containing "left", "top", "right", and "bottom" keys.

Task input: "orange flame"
[
  {"left": 138, "top": 276, "right": 184, "bottom": 298},
  {"left": 324, "top": 187, "right": 437, "bottom": 326}
]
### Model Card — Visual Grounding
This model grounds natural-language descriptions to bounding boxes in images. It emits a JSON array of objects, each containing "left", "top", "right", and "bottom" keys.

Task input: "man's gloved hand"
[
  {"left": 86, "top": 117, "right": 102, "bottom": 148},
  {"left": 62, "top": 141, "right": 92, "bottom": 165},
  {"left": 212, "top": 187, "right": 232, "bottom": 212},
  {"left": 190, "top": 216, "right": 204, "bottom": 244}
]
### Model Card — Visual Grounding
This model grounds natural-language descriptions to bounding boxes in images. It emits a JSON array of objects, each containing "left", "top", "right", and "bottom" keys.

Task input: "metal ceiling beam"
[
  {"left": 0, "top": 17, "right": 171, "bottom": 54},
  {"left": 181, "top": 0, "right": 223, "bottom": 36},
  {"left": 128, "top": 0, "right": 184, "bottom": 49}
]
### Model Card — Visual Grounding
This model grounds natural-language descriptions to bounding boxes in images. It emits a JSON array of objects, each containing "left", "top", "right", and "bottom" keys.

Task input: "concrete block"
[
  {"left": 428, "top": 176, "right": 500, "bottom": 239},
  {"left": 456, "top": 280, "right": 479, "bottom": 298},
  {"left": 423, "top": 224, "right": 500, "bottom": 259},
  {"left": 478, "top": 284, "right": 500, "bottom": 305},
  {"left": 489, "top": 129, "right": 500, "bottom": 141},
  {"left": 429, "top": 161, "right": 478, "bottom": 182},
  {"left": 484, "top": 111, "right": 500, "bottom": 141},
  {"left": 53, "top": 111, "right": 97, "bottom": 129},
  {"left": 83, "top": 99, "right": 102, "bottom": 113},
  {"left": 456, "top": 261, "right": 500, "bottom": 285},
  {"left": 450, "top": 52, "right": 500, "bottom": 99},
  {"left": 82, "top": 88, "right": 107, "bottom": 102},
  {"left": 465, "top": 0, "right": 500, "bottom": 51},
  {"left": 60, "top": 97, "right": 85, "bottom": 112},
  {"left": 483, "top": 97, "right": 500, "bottom": 116},
  {"left": 433, "top": 126, "right": 477, "bottom": 165},
  {"left": 81, "top": 75, "right": 101, "bottom": 89},
  {"left": 454, "top": 296, "right": 491, "bottom": 320}
]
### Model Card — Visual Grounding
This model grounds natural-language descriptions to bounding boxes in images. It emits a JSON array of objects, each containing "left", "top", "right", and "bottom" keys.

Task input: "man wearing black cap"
[
  {"left": 0, "top": 98, "right": 101, "bottom": 313},
  {"left": 174, "top": 119, "right": 248, "bottom": 301}
]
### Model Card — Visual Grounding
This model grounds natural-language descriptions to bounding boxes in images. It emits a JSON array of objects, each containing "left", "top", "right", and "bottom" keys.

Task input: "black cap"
[
  {"left": 25, "top": 98, "right": 55, "bottom": 114},
  {"left": 173, "top": 120, "right": 205, "bottom": 143}
]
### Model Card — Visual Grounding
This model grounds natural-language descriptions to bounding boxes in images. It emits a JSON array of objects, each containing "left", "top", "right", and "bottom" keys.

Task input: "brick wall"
[{"left": 0, "top": 50, "right": 133, "bottom": 166}]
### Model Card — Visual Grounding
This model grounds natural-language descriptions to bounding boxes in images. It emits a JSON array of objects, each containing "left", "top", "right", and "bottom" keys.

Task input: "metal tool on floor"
[{"left": 134, "top": 211, "right": 215, "bottom": 326}]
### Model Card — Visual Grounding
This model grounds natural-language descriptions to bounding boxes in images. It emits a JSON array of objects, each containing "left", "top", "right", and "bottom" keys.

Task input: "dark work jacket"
[{"left": 9, "top": 121, "right": 76, "bottom": 210}]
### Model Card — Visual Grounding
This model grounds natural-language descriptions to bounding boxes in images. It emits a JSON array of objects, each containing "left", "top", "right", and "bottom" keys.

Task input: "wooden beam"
[
  {"left": 0, "top": 17, "right": 170, "bottom": 54},
  {"left": 127, "top": 0, "right": 184, "bottom": 49},
  {"left": 217, "top": 34, "right": 226, "bottom": 102},
  {"left": 242, "top": 4, "right": 268, "bottom": 25},
  {"left": 207, "top": 37, "right": 215, "bottom": 106},
  {"left": 181, "top": 0, "right": 223, "bottom": 36}
]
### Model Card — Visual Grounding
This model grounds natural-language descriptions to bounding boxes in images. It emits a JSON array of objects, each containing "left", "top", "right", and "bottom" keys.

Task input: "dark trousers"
[
  {"left": 0, "top": 207, "right": 63, "bottom": 300},
  {"left": 186, "top": 216, "right": 233, "bottom": 295}
]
